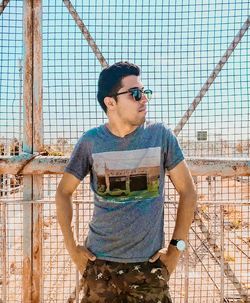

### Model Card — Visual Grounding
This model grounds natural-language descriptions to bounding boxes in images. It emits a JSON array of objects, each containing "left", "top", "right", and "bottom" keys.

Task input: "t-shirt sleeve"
[
  {"left": 64, "top": 135, "right": 92, "bottom": 180},
  {"left": 163, "top": 126, "right": 185, "bottom": 171}
]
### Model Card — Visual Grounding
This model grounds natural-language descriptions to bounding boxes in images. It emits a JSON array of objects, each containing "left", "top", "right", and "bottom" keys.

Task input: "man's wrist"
[
  {"left": 65, "top": 239, "right": 78, "bottom": 254},
  {"left": 167, "top": 244, "right": 181, "bottom": 256},
  {"left": 170, "top": 239, "right": 186, "bottom": 251}
]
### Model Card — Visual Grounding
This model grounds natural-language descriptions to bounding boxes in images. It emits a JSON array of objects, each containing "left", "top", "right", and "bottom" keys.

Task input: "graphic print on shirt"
[{"left": 92, "top": 147, "right": 160, "bottom": 202}]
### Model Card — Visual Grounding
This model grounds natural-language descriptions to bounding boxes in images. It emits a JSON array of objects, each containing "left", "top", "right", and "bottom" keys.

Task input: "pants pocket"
[{"left": 156, "top": 259, "right": 170, "bottom": 282}]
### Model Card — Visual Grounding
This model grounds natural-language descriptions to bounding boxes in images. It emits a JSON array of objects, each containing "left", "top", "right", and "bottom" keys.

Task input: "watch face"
[{"left": 176, "top": 240, "right": 186, "bottom": 251}]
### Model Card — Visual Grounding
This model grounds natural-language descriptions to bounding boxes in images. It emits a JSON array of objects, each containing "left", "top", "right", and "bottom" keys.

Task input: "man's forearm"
[
  {"left": 149, "top": 190, "right": 197, "bottom": 273},
  {"left": 56, "top": 190, "right": 77, "bottom": 254},
  {"left": 172, "top": 191, "right": 197, "bottom": 241}
]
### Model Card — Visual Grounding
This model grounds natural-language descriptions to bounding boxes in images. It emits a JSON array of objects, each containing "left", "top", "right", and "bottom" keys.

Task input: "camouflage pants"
[{"left": 81, "top": 259, "right": 172, "bottom": 303}]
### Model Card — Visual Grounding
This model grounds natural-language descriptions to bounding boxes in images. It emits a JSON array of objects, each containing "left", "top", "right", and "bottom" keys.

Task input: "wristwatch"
[{"left": 170, "top": 239, "right": 186, "bottom": 251}]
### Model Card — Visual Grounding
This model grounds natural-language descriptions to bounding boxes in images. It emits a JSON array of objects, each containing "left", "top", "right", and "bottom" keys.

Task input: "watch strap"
[{"left": 170, "top": 239, "right": 178, "bottom": 246}]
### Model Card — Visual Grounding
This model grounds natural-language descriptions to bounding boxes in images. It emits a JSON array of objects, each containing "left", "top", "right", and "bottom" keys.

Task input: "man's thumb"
[
  {"left": 149, "top": 252, "right": 160, "bottom": 263},
  {"left": 84, "top": 247, "right": 96, "bottom": 261}
]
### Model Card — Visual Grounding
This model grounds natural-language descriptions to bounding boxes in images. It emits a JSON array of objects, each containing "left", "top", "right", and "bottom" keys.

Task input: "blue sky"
[{"left": 0, "top": 0, "right": 249, "bottom": 151}]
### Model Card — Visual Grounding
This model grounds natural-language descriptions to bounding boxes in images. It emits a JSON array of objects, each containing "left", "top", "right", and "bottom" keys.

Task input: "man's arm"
[
  {"left": 56, "top": 172, "right": 96, "bottom": 273},
  {"left": 149, "top": 160, "right": 197, "bottom": 274}
]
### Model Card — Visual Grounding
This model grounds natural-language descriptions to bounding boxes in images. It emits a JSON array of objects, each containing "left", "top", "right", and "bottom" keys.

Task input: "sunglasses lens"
[
  {"left": 144, "top": 89, "right": 152, "bottom": 100},
  {"left": 131, "top": 89, "right": 141, "bottom": 101},
  {"left": 130, "top": 89, "right": 152, "bottom": 101}
]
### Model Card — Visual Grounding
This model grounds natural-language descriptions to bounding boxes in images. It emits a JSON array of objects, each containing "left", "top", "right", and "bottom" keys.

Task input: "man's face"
[{"left": 113, "top": 75, "right": 148, "bottom": 126}]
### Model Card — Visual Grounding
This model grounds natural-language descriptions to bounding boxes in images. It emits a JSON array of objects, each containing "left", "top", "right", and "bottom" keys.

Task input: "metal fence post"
[
  {"left": 23, "top": 0, "right": 43, "bottom": 302},
  {"left": 32, "top": 1, "right": 43, "bottom": 301}
]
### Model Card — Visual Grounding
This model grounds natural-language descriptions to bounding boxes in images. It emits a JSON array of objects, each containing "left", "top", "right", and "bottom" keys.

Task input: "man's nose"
[{"left": 140, "top": 93, "right": 148, "bottom": 103}]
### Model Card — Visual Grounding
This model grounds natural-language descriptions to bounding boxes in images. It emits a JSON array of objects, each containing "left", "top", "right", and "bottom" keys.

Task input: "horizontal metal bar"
[
  {"left": 0, "top": 199, "right": 249, "bottom": 206},
  {"left": 0, "top": 154, "right": 68, "bottom": 175},
  {"left": 187, "top": 157, "right": 250, "bottom": 177},
  {"left": 0, "top": 154, "right": 249, "bottom": 176}
]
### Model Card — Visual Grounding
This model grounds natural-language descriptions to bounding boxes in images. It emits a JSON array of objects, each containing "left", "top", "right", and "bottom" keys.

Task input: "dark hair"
[{"left": 97, "top": 61, "right": 140, "bottom": 113}]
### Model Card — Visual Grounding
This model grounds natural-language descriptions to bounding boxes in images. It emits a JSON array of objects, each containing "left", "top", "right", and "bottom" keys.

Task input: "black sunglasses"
[{"left": 112, "top": 88, "right": 153, "bottom": 102}]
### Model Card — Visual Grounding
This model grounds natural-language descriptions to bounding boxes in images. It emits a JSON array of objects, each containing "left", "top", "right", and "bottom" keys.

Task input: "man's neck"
[{"left": 105, "top": 122, "right": 139, "bottom": 138}]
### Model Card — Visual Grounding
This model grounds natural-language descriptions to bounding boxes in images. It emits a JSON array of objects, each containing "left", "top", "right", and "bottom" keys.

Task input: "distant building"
[{"left": 197, "top": 131, "right": 208, "bottom": 141}]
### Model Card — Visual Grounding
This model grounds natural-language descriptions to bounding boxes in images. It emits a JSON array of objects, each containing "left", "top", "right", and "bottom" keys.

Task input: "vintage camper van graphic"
[{"left": 92, "top": 147, "right": 160, "bottom": 202}]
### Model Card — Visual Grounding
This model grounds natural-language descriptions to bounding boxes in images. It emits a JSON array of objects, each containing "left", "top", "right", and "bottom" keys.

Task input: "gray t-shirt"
[{"left": 65, "top": 121, "right": 184, "bottom": 262}]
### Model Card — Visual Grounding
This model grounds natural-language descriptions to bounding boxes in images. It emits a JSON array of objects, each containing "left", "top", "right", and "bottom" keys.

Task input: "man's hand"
[
  {"left": 69, "top": 245, "right": 96, "bottom": 274},
  {"left": 149, "top": 245, "right": 181, "bottom": 275}
]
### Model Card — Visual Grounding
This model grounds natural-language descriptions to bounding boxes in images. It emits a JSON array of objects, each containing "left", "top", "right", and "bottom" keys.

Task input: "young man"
[{"left": 56, "top": 61, "right": 197, "bottom": 303}]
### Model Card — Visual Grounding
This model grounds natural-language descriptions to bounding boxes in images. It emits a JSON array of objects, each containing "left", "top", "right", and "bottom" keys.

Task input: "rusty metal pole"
[
  {"left": 0, "top": 0, "right": 10, "bottom": 15},
  {"left": 32, "top": 0, "right": 43, "bottom": 302},
  {"left": 1, "top": 156, "right": 250, "bottom": 176},
  {"left": 63, "top": 0, "right": 108, "bottom": 68},
  {"left": 23, "top": 0, "right": 43, "bottom": 302},
  {"left": 220, "top": 205, "right": 225, "bottom": 303},
  {"left": 184, "top": 248, "right": 189, "bottom": 302},
  {"left": 75, "top": 202, "right": 80, "bottom": 302},
  {"left": 23, "top": 0, "right": 34, "bottom": 301},
  {"left": 1, "top": 203, "right": 7, "bottom": 302}
]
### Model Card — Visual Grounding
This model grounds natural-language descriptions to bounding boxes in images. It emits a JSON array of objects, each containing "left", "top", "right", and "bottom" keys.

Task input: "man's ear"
[{"left": 104, "top": 96, "right": 116, "bottom": 112}]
